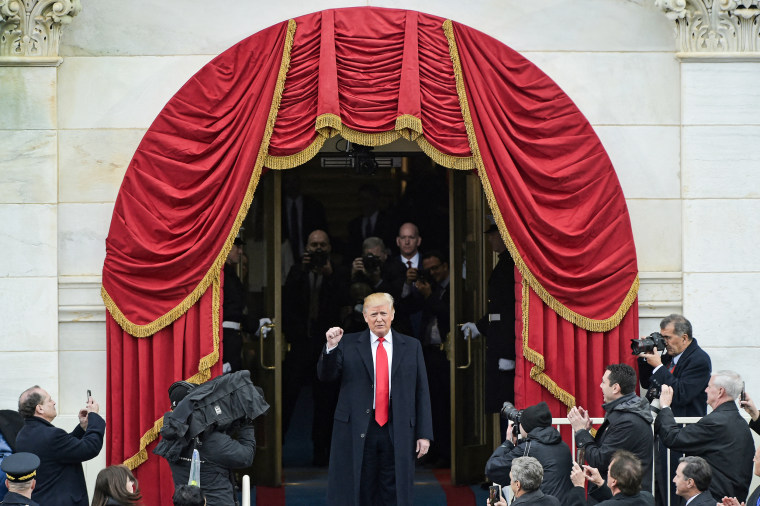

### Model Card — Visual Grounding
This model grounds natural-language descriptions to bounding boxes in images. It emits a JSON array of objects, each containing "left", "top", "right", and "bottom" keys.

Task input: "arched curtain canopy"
[{"left": 102, "top": 7, "right": 638, "bottom": 504}]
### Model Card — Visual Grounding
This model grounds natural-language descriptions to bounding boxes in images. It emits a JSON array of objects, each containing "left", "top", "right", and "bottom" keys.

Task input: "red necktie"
[
  {"left": 375, "top": 337, "right": 389, "bottom": 426},
  {"left": 669, "top": 363, "right": 676, "bottom": 374},
  {"left": 407, "top": 260, "right": 412, "bottom": 269}
]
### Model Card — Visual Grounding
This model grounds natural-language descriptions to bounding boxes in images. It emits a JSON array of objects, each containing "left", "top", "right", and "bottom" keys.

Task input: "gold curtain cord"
[{"left": 442, "top": 19, "right": 639, "bottom": 334}]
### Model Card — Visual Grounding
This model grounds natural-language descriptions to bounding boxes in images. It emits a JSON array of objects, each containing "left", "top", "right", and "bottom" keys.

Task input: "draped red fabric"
[
  {"left": 514, "top": 269, "right": 639, "bottom": 420},
  {"left": 451, "top": 21, "right": 638, "bottom": 324},
  {"left": 267, "top": 8, "right": 470, "bottom": 161},
  {"left": 102, "top": 19, "right": 291, "bottom": 505},
  {"left": 102, "top": 8, "right": 640, "bottom": 497},
  {"left": 102, "top": 21, "right": 290, "bottom": 330},
  {"left": 107, "top": 282, "right": 222, "bottom": 505}
]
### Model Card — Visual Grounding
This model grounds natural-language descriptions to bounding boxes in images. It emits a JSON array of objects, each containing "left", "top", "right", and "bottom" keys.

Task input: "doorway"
[{"left": 235, "top": 138, "right": 511, "bottom": 489}]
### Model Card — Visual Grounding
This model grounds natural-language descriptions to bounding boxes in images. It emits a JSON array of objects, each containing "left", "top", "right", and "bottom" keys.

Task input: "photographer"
[
  {"left": 282, "top": 229, "right": 347, "bottom": 465},
  {"left": 154, "top": 372, "right": 267, "bottom": 506},
  {"left": 636, "top": 314, "right": 711, "bottom": 505},
  {"left": 350, "top": 236, "right": 392, "bottom": 293},
  {"left": 485, "top": 402, "right": 573, "bottom": 503}
]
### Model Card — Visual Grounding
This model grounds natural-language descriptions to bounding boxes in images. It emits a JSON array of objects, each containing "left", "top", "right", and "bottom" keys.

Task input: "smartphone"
[
  {"left": 576, "top": 447, "right": 586, "bottom": 464},
  {"left": 488, "top": 485, "right": 501, "bottom": 506},
  {"left": 87, "top": 389, "right": 92, "bottom": 402},
  {"left": 741, "top": 382, "right": 746, "bottom": 402}
]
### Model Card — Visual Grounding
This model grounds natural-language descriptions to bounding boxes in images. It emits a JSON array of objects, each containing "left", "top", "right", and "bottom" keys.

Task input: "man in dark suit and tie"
[
  {"left": 637, "top": 314, "right": 711, "bottom": 505},
  {"left": 317, "top": 292, "right": 433, "bottom": 506}
]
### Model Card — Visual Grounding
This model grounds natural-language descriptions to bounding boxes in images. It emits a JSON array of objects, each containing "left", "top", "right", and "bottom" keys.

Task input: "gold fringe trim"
[
  {"left": 123, "top": 275, "right": 223, "bottom": 470},
  {"left": 416, "top": 136, "right": 475, "bottom": 171},
  {"left": 395, "top": 114, "right": 423, "bottom": 141},
  {"left": 521, "top": 278, "right": 577, "bottom": 411},
  {"left": 265, "top": 135, "right": 327, "bottom": 170},
  {"left": 102, "top": 18, "right": 297, "bottom": 337},
  {"left": 263, "top": 112, "right": 475, "bottom": 171},
  {"left": 316, "top": 112, "right": 342, "bottom": 133},
  {"left": 443, "top": 19, "right": 638, "bottom": 332},
  {"left": 119, "top": 18, "right": 297, "bottom": 471}
]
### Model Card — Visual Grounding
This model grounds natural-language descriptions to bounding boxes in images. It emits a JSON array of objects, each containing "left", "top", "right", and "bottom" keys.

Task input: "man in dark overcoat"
[
  {"left": 655, "top": 370, "right": 754, "bottom": 502},
  {"left": 15, "top": 386, "right": 105, "bottom": 506},
  {"left": 317, "top": 292, "right": 433, "bottom": 506}
]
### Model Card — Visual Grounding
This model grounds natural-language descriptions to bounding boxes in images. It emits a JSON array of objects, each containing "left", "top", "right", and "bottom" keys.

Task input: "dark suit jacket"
[
  {"left": 317, "top": 329, "right": 433, "bottom": 506},
  {"left": 0, "top": 491, "right": 41, "bottom": 505},
  {"left": 512, "top": 489, "right": 560, "bottom": 505},
  {"left": 15, "top": 413, "right": 105, "bottom": 506},
  {"left": 655, "top": 401, "right": 754, "bottom": 501},
  {"left": 282, "top": 195, "right": 329, "bottom": 258},
  {"left": 685, "top": 491, "right": 717, "bottom": 505},
  {"left": 638, "top": 338, "right": 711, "bottom": 417},
  {"left": 346, "top": 211, "right": 394, "bottom": 259}
]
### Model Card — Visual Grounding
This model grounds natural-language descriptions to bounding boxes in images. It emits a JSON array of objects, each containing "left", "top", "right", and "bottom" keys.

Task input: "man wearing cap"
[
  {"left": 15, "top": 386, "right": 104, "bottom": 506},
  {"left": 1, "top": 452, "right": 41, "bottom": 506},
  {"left": 461, "top": 219, "right": 517, "bottom": 420},
  {"left": 567, "top": 364, "right": 654, "bottom": 492},
  {"left": 486, "top": 402, "right": 573, "bottom": 502}
]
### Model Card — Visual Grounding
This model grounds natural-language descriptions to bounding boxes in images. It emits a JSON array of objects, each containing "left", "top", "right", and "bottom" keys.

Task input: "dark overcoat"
[
  {"left": 15, "top": 413, "right": 105, "bottom": 506},
  {"left": 655, "top": 401, "right": 754, "bottom": 501},
  {"left": 317, "top": 329, "right": 433, "bottom": 506}
]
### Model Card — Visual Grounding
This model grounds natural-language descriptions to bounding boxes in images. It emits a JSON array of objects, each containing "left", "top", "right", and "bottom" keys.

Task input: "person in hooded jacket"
[
  {"left": 485, "top": 402, "right": 573, "bottom": 503},
  {"left": 568, "top": 364, "right": 654, "bottom": 493},
  {"left": 158, "top": 379, "right": 257, "bottom": 506}
]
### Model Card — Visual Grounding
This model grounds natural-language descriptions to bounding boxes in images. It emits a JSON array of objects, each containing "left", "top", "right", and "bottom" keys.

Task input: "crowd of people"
[{"left": 485, "top": 314, "right": 760, "bottom": 506}]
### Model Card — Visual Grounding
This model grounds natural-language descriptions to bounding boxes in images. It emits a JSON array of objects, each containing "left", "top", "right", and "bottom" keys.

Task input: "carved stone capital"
[
  {"left": 0, "top": 0, "right": 82, "bottom": 59},
  {"left": 656, "top": 0, "right": 760, "bottom": 53}
]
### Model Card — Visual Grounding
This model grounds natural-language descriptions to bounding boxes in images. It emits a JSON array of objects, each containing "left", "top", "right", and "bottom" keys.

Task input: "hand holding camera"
[
  {"left": 632, "top": 332, "right": 667, "bottom": 367},
  {"left": 303, "top": 250, "right": 331, "bottom": 275},
  {"left": 740, "top": 390, "right": 759, "bottom": 421}
]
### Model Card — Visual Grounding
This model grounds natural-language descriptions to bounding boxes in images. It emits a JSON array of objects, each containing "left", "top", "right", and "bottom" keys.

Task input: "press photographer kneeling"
[{"left": 485, "top": 401, "right": 573, "bottom": 503}]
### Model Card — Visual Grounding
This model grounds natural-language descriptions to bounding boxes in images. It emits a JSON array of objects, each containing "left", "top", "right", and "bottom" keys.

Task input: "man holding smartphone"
[{"left": 15, "top": 386, "right": 105, "bottom": 506}]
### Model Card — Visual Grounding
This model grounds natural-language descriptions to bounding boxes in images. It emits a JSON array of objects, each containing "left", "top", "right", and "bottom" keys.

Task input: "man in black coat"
[
  {"left": 318, "top": 292, "right": 433, "bottom": 506},
  {"left": 486, "top": 402, "right": 573, "bottom": 503},
  {"left": 15, "top": 386, "right": 105, "bottom": 506},
  {"left": 282, "top": 229, "right": 347, "bottom": 465},
  {"left": 638, "top": 314, "right": 711, "bottom": 506},
  {"left": 568, "top": 364, "right": 654, "bottom": 492},
  {"left": 568, "top": 450, "right": 655, "bottom": 505},
  {"left": 672, "top": 456, "right": 716, "bottom": 506},
  {"left": 655, "top": 370, "right": 754, "bottom": 502}
]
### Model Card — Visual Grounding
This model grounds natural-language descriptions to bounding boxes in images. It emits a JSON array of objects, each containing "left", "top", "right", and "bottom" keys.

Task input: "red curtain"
[
  {"left": 102, "top": 20, "right": 294, "bottom": 506},
  {"left": 102, "top": 7, "right": 639, "bottom": 501}
]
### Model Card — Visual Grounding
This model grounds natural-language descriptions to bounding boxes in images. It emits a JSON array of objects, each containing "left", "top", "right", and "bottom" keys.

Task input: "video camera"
[
  {"left": 630, "top": 332, "right": 667, "bottom": 356},
  {"left": 500, "top": 401, "right": 523, "bottom": 439}
]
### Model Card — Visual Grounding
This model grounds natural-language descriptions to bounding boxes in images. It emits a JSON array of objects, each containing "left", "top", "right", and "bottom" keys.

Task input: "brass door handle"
[
  {"left": 259, "top": 320, "right": 276, "bottom": 370},
  {"left": 456, "top": 323, "right": 473, "bottom": 370}
]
